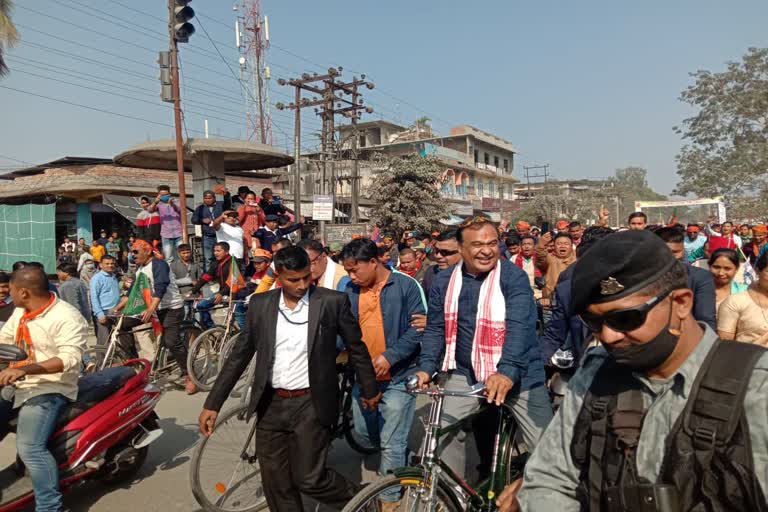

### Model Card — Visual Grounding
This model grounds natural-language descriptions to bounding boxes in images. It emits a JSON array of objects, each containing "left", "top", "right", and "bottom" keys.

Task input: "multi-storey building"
[{"left": 275, "top": 120, "right": 520, "bottom": 220}]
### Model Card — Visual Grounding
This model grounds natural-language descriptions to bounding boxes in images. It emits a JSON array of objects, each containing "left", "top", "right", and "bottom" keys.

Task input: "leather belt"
[{"left": 274, "top": 387, "right": 311, "bottom": 398}]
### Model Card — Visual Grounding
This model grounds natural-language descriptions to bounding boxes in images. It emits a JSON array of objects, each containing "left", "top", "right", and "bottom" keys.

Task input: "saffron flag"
[
  {"left": 123, "top": 272, "right": 163, "bottom": 336},
  {"left": 227, "top": 261, "right": 246, "bottom": 296}
]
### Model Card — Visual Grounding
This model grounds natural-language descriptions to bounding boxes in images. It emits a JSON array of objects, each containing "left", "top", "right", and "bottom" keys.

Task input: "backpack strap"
[
  {"left": 587, "top": 395, "right": 609, "bottom": 512},
  {"left": 683, "top": 339, "right": 765, "bottom": 450}
]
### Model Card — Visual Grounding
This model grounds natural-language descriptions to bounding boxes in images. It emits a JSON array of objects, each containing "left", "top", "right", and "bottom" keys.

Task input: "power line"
[
  {"left": 0, "top": 154, "right": 34, "bottom": 165},
  {"left": 18, "top": 41, "right": 246, "bottom": 107},
  {"left": 0, "top": 84, "right": 178, "bottom": 130}
]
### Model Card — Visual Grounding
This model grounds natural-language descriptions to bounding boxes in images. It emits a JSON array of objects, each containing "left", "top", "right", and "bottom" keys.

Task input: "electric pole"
[
  {"left": 167, "top": 0, "right": 195, "bottom": 244},
  {"left": 276, "top": 70, "right": 338, "bottom": 224},
  {"left": 523, "top": 164, "right": 550, "bottom": 199},
  {"left": 276, "top": 68, "right": 373, "bottom": 233}
]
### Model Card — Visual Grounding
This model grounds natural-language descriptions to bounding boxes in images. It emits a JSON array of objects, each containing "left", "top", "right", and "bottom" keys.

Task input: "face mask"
[
  {"left": 247, "top": 201, "right": 258, "bottom": 207},
  {"left": 604, "top": 305, "right": 679, "bottom": 371},
  {"left": 160, "top": 194, "right": 171, "bottom": 202}
]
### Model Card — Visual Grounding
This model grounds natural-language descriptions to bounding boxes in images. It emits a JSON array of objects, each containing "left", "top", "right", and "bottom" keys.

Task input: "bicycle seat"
[{"left": 5, "top": 366, "right": 136, "bottom": 433}]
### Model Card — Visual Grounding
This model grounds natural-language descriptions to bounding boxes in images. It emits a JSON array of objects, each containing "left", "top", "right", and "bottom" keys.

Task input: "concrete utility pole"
[
  {"left": 276, "top": 69, "right": 374, "bottom": 231},
  {"left": 523, "top": 164, "right": 550, "bottom": 199},
  {"left": 168, "top": 0, "right": 196, "bottom": 244},
  {"left": 276, "top": 70, "right": 338, "bottom": 223}
]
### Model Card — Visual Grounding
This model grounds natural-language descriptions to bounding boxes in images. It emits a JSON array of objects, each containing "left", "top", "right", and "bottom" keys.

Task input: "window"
[
  {"left": 503, "top": 158, "right": 509, "bottom": 171},
  {"left": 494, "top": 156, "right": 499, "bottom": 168},
  {"left": 477, "top": 179, "right": 484, "bottom": 197},
  {"left": 484, "top": 152, "right": 490, "bottom": 165},
  {"left": 489, "top": 181, "right": 495, "bottom": 197},
  {"left": 474, "top": 149, "right": 479, "bottom": 163},
  {"left": 359, "top": 135, "right": 366, "bottom": 148}
]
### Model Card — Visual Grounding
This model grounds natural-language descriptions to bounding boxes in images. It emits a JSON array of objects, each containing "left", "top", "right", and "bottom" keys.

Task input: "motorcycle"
[{"left": 0, "top": 344, "right": 164, "bottom": 511}]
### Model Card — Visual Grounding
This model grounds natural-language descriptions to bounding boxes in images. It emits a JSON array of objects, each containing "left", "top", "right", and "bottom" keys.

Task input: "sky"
[{"left": 1, "top": 1, "right": 767, "bottom": 194}]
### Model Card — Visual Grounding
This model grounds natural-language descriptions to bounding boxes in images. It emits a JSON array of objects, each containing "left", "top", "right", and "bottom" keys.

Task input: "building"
[
  {"left": 513, "top": 178, "right": 616, "bottom": 201},
  {"left": 274, "top": 120, "right": 520, "bottom": 221},
  {"left": 0, "top": 139, "right": 292, "bottom": 271}
]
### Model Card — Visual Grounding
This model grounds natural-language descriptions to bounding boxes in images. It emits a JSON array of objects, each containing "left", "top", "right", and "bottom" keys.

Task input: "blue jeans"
[
  {"left": 0, "top": 393, "right": 68, "bottom": 512},
  {"left": 202, "top": 235, "right": 216, "bottom": 268},
  {"left": 352, "top": 381, "right": 415, "bottom": 498},
  {"left": 196, "top": 299, "right": 246, "bottom": 330},
  {"left": 161, "top": 236, "right": 182, "bottom": 262}
]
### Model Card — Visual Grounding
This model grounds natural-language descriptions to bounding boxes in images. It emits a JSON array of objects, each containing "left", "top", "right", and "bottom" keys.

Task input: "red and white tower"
[{"left": 235, "top": 0, "right": 272, "bottom": 144}]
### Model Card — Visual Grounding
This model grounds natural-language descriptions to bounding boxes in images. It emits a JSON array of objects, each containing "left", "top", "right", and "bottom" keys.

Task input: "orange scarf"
[{"left": 11, "top": 293, "right": 55, "bottom": 368}]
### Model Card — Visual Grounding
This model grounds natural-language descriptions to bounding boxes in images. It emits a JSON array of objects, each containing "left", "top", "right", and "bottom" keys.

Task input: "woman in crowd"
[
  {"left": 237, "top": 191, "right": 266, "bottom": 253},
  {"left": 718, "top": 251, "right": 768, "bottom": 346},
  {"left": 709, "top": 248, "right": 748, "bottom": 311}
]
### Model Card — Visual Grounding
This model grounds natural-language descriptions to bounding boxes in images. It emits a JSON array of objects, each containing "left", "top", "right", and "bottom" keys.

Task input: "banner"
[{"left": 0, "top": 203, "right": 56, "bottom": 272}]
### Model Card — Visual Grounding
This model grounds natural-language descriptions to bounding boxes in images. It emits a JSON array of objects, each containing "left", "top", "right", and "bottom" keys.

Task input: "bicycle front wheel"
[
  {"left": 342, "top": 473, "right": 461, "bottom": 512},
  {"left": 187, "top": 327, "right": 226, "bottom": 392},
  {"left": 190, "top": 405, "right": 266, "bottom": 512}
]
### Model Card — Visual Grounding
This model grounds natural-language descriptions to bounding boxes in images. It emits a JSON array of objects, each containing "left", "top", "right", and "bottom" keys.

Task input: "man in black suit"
[
  {"left": 199, "top": 246, "right": 382, "bottom": 511},
  {"left": 655, "top": 227, "right": 717, "bottom": 329}
]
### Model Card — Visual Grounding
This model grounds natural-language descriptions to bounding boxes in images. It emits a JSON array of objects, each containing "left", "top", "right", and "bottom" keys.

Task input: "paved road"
[{"left": 1, "top": 386, "right": 453, "bottom": 512}]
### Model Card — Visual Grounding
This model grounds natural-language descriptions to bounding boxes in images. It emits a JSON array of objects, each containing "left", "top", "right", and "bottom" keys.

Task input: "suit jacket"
[
  {"left": 540, "top": 265, "right": 589, "bottom": 364},
  {"left": 204, "top": 285, "right": 379, "bottom": 426},
  {"left": 686, "top": 264, "right": 717, "bottom": 331}
]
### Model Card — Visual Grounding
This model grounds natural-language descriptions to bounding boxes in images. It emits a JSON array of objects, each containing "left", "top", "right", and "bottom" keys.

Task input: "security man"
[{"left": 508, "top": 230, "right": 768, "bottom": 511}]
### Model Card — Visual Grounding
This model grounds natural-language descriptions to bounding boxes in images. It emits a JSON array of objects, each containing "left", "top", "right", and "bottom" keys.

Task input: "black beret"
[{"left": 570, "top": 230, "right": 677, "bottom": 314}]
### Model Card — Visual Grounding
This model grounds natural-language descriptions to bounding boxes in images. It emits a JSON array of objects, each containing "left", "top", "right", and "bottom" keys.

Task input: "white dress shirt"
[{"left": 269, "top": 291, "right": 310, "bottom": 390}]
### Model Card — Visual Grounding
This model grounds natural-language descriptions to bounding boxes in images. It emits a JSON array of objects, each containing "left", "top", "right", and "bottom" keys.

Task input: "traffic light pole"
[{"left": 169, "top": 0, "right": 188, "bottom": 244}]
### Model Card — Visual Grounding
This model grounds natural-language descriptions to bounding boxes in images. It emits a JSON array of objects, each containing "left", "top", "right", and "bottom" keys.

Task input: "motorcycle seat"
[{"left": 5, "top": 365, "right": 136, "bottom": 433}]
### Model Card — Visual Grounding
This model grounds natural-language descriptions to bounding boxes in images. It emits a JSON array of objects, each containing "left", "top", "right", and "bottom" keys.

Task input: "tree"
[
  {"left": 0, "top": 0, "right": 19, "bottom": 77},
  {"left": 514, "top": 192, "right": 599, "bottom": 226},
  {"left": 612, "top": 166, "right": 666, "bottom": 222},
  {"left": 673, "top": 48, "right": 768, "bottom": 199},
  {"left": 366, "top": 154, "right": 451, "bottom": 238}
]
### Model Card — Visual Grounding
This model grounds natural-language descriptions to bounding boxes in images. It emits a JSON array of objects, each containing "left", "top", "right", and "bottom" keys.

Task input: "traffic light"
[
  {"left": 158, "top": 51, "right": 173, "bottom": 102},
  {"left": 172, "top": 0, "right": 195, "bottom": 43}
]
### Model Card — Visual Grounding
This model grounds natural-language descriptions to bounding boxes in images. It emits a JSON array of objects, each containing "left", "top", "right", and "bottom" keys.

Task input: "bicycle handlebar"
[{"left": 404, "top": 375, "right": 486, "bottom": 399}]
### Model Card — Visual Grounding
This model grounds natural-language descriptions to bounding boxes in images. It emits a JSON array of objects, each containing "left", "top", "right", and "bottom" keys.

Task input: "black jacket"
[
  {"left": 204, "top": 286, "right": 379, "bottom": 426},
  {"left": 191, "top": 256, "right": 234, "bottom": 296},
  {"left": 686, "top": 264, "right": 717, "bottom": 331}
]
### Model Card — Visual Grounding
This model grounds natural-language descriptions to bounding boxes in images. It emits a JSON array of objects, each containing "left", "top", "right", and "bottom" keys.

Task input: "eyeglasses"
[
  {"left": 309, "top": 253, "right": 324, "bottom": 265},
  {"left": 579, "top": 289, "right": 672, "bottom": 333},
  {"left": 434, "top": 248, "right": 459, "bottom": 257}
]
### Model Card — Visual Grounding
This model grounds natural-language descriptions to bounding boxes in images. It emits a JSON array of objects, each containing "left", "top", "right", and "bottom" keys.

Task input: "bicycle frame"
[{"left": 397, "top": 386, "right": 522, "bottom": 511}]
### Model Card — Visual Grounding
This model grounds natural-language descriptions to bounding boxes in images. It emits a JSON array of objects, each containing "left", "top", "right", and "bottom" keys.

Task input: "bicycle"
[
  {"left": 82, "top": 312, "right": 201, "bottom": 384},
  {"left": 342, "top": 376, "right": 528, "bottom": 512},
  {"left": 189, "top": 352, "right": 379, "bottom": 512},
  {"left": 186, "top": 299, "right": 244, "bottom": 392}
]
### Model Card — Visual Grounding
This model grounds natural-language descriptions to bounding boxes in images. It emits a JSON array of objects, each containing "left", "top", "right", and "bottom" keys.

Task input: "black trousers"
[
  {"left": 255, "top": 391, "right": 358, "bottom": 511},
  {"left": 117, "top": 307, "right": 188, "bottom": 374}
]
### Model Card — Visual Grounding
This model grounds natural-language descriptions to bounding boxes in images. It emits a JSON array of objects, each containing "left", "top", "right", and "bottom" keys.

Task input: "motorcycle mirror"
[{"left": 0, "top": 344, "right": 28, "bottom": 362}]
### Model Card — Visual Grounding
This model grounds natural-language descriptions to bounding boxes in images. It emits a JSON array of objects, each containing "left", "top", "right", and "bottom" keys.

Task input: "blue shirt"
[
  {"left": 89, "top": 270, "right": 120, "bottom": 319},
  {"left": 418, "top": 258, "right": 546, "bottom": 391}
]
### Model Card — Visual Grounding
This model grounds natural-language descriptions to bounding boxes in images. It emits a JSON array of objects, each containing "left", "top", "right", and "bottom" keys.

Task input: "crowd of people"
[{"left": 2, "top": 203, "right": 768, "bottom": 511}]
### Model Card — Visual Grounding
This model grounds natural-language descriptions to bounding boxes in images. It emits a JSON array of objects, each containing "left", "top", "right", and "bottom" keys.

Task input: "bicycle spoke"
[{"left": 192, "top": 406, "right": 266, "bottom": 512}]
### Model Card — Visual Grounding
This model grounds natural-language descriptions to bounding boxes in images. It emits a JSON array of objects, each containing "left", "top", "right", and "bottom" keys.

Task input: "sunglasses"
[
  {"left": 579, "top": 289, "right": 672, "bottom": 333},
  {"left": 434, "top": 248, "right": 459, "bottom": 257}
]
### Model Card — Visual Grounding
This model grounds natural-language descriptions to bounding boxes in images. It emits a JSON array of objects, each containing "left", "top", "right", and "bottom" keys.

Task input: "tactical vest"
[{"left": 571, "top": 339, "right": 767, "bottom": 512}]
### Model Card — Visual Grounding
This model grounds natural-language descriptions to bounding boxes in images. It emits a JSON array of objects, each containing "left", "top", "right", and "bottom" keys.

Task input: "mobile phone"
[
  {"left": 273, "top": 195, "right": 281, "bottom": 205},
  {"left": 541, "top": 221, "right": 550, "bottom": 234}
]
